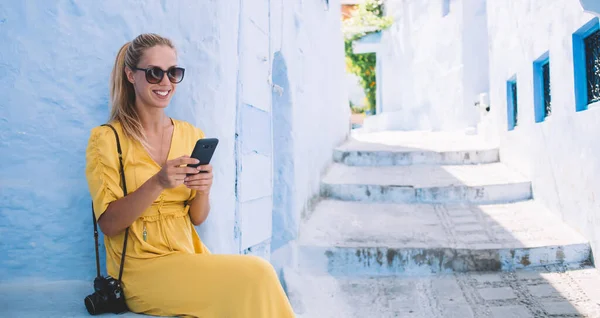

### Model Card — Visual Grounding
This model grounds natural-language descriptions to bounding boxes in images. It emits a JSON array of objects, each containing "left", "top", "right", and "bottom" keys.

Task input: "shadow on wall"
[
  {"left": 271, "top": 51, "right": 296, "bottom": 251},
  {"left": 580, "top": 0, "right": 600, "bottom": 16}
]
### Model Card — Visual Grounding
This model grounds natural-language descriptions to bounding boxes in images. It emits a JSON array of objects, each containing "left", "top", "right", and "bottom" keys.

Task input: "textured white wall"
[
  {"left": 236, "top": 0, "right": 275, "bottom": 258},
  {"left": 374, "top": 0, "right": 485, "bottom": 131},
  {"left": 287, "top": 0, "right": 350, "bottom": 223},
  {"left": 485, "top": 0, "right": 600, "bottom": 264},
  {"left": 192, "top": 0, "right": 241, "bottom": 256},
  {"left": 222, "top": 0, "right": 349, "bottom": 259},
  {"left": 270, "top": 0, "right": 351, "bottom": 268}
]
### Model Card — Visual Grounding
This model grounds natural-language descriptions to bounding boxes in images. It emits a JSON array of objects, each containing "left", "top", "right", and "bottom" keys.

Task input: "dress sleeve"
[
  {"left": 187, "top": 125, "right": 206, "bottom": 203},
  {"left": 85, "top": 126, "right": 124, "bottom": 220}
]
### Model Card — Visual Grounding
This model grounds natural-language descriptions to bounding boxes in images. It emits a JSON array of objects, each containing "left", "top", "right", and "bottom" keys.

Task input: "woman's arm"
[
  {"left": 188, "top": 192, "right": 211, "bottom": 226},
  {"left": 98, "top": 175, "right": 163, "bottom": 236},
  {"left": 99, "top": 156, "right": 201, "bottom": 236},
  {"left": 184, "top": 164, "right": 213, "bottom": 226}
]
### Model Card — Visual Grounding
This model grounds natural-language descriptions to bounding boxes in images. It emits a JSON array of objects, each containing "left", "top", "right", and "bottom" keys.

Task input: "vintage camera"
[{"left": 84, "top": 276, "right": 128, "bottom": 315}]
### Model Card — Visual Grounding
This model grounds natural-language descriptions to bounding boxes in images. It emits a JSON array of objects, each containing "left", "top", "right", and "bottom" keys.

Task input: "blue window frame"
[
  {"left": 573, "top": 17, "right": 600, "bottom": 111},
  {"left": 507, "top": 76, "right": 518, "bottom": 131},
  {"left": 533, "top": 52, "right": 551, "bottom": 122}
]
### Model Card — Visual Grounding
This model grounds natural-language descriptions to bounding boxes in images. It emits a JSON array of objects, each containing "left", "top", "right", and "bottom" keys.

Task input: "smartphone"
[{"left": 189, "top": 138, "right": 219, "bottom": 172}]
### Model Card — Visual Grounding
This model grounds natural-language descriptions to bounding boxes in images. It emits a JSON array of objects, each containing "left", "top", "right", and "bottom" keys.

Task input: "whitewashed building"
[
  {"left": 367, "top": 0, "right": 600, "bottom": 265},
  {"left": 358, "top": 0, "right": 489, "bottom": 131},
  {"left": 483, "top": 0, "right": 600, "bottom": 269}
]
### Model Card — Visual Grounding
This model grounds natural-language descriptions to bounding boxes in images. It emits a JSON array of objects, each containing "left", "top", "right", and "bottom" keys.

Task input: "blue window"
[
  {"left": 584, "top": 30, "right": 600, "bottom": 103},
  {"left": 507, "top": 77, "right": 518, "bottom": 131},
  {"left": 533, "top": 52, "right": 551, "bottom": 122},
  {"left": 573, "top": 18, "right": 600, "bottom": 111}
]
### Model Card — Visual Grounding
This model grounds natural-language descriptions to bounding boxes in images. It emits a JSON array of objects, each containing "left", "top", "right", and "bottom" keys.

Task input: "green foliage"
[
  {"left": 343, "top": 0, "right": 393, "bottom": 114},
  {"left": 349, "top": 100, "right": 368, "bottom": 114}
]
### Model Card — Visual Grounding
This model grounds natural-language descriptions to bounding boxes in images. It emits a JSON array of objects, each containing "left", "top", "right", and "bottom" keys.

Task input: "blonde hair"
[{"left": 109, "top": 33, "right": 175, "bottom": 148}]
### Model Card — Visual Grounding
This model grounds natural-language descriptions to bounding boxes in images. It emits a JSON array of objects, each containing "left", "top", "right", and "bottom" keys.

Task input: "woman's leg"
[{"left": 124, "top": 253, "right": 295, "bottom": 318}]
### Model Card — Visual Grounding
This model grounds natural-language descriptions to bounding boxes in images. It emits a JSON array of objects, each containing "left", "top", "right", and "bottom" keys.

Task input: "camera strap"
[{"left": 91, "top": 124, "right": 130, "bottom": 284}]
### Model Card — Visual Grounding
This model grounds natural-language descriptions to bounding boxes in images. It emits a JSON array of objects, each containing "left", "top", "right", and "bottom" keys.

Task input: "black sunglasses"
[{"left": 132, "top": 66, "right": 185, "bottom": 84}]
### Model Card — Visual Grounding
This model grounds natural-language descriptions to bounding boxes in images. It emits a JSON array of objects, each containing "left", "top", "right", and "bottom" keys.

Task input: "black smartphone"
[{"left": 189, "top": 138, "right": 219, "bottom": 172}]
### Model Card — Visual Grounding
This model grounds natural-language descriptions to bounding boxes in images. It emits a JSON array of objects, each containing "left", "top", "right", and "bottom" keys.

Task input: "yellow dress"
[{"left": 85, "top": 119, "right": 295, "bottom": 318}]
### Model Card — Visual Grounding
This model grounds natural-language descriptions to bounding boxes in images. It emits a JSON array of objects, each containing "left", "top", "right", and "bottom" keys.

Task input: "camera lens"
[{"left": 84, "top": 294, "right": 98, "bottom": 315}]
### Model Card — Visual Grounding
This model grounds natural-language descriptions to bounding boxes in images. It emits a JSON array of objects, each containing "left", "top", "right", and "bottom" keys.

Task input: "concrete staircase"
[{"left": 284, "top": 131, "right": 599, "bottom": 318}]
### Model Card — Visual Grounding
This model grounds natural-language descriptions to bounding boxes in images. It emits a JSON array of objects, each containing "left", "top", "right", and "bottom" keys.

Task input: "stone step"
[
  {"left": 0, "top": 280, "right": 151, "bottom": 317},
  {"left": 334, "top": 140, "right": 498, "bottom": 166},
  {"left": 335, "top": 130, "right": 499, "bottom": 166},
  {"left": 321, "top": 163, "right": 532, "bottom": 204},
  {"left": 284, "top": 265, "right": 600, "bottom": 318},
  {"left": 334, "top": 146, "right": 499, "bottom": 166},
  {"left": 297, "top": 200, "right": 591, "bottom": 275}
]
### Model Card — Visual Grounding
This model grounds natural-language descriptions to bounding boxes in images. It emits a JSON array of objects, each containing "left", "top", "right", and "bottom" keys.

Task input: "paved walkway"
[{"left": 286, "top": 265, "right": 600, "bottom": 318}]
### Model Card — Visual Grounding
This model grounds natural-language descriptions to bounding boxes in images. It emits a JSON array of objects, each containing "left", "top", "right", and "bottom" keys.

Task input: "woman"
[{"left": 85, "top": 33, "right": 295, "bottom": 317}]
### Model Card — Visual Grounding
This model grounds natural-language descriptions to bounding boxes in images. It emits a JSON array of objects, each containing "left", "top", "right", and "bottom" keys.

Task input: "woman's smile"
[{"left": 153, "top": 89, "right": 171, "bottom": 99}]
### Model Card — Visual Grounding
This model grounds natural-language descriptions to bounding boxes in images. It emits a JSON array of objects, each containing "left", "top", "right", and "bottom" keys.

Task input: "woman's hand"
[
  {"left": 155, "top": 156, "right": 201, "bottom": 189},
  {"left": 184, "top": 164, "right": 213, "bottom": 194}
]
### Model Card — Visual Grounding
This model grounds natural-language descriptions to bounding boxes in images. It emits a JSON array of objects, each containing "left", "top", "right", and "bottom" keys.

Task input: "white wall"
[
  {"left": 374, "top": 0, "right": 486, "bottom": 131},
  {"left": 270, "top": 0, "right": 351, "bottom": 268},
  {"left": 228, "top": 0, "right": 350, "bottom": 260},
  {"left": 190, "top": 0, "right": 240, "bottom": 256},
  {"left": 485, "top": 0, "right": 600, "bottom": 264},
  {"left": 347, "top": 73, "right": 367, "bottom": 107},
  {"left": 461, "top": 0, "right": 490, "bottom": 128}
]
